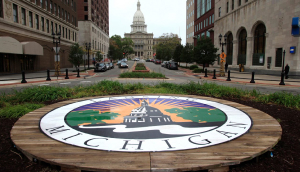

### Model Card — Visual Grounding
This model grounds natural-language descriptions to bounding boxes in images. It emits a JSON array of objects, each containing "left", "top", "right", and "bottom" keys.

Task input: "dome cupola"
[{"left": 131, "top": 0, "right": 147, "bottom": 33}]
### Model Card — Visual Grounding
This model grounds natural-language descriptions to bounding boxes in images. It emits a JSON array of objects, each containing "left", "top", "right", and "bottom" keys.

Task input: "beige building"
[
  {"left": 77, "top": 0, "right": 109, "bottom": 62},
  {"left": 124, "top": 0, "right": 153, "bottom": 60},
  {"left": 186, "top": 0, "right": 194, "bottom": 44},
  {"left": 214, "top": 0, "right": 300, "bottom": 75},
  {"left": 0, "top": 0, "right": 78, "bottom": 74}
]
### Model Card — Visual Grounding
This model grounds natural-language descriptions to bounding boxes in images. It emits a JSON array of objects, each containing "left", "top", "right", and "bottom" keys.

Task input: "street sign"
[
  {"left": 220, "top": 52, "right": 227, "bottom": 59},
  {"left": 53, "top": 47, "right": 61, "bottom": 53}
]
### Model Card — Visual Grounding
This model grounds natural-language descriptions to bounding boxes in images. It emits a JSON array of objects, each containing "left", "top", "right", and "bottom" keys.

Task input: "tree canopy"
[
  {"left": 180, "top": 43, "right": 194, "bottom": 67},
  {"left": 153, "top": 33, "right": 181, "bottom": 61},
  {"left": 68, "top": 43, "right": 84, "bottom": 70},
  {"left": 95, "top": 51, "right": 103, "bottom": 62},
  {"left": 194, "top": 36, "right": 218, "bottom": 70},
  {"left": 109, "top": 35, "right": 134, "bottom": 60}
]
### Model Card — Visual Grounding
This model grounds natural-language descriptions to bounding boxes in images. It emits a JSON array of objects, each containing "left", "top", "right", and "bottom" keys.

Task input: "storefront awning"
[
  {"left": 0, "top": 36, "right": 23, "bottom": 54},
  {"left": 21, "top": 42, "right": 44, "bottom": 55}
]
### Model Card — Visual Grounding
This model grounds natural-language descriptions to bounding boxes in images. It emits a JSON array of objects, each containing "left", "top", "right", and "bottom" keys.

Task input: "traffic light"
[{"left": 123, "top": 52, "right": 125, "bottom": 55}]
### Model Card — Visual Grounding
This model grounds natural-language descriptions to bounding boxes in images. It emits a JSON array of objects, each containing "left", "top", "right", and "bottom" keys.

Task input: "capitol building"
[{"left": 124, "top": 0, "right": 154, "bottom": 60}]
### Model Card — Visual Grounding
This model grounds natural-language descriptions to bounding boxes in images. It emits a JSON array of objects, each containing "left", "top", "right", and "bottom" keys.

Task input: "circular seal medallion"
[{"left": 40, "top": 96, "right": 252, "bottom": 152}]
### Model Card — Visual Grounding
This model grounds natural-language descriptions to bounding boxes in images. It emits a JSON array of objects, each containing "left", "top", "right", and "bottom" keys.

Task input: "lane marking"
[
  {"left": 60, "top": 82, "right": 71, "bottom": 85},
  {"left": 39, "top": 84, "right": 50, "bottom": 86}
]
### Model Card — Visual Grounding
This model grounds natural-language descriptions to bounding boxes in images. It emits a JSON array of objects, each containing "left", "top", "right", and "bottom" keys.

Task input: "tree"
[
  {"left": 95, "top": 51, "right": 103, "bottom": 62},
  {"left": 109, "top": 39, "right": 122, "bottom": 61},
  {"left": 180, "top": 43, "right": 194, "bottom": 68},
  {"left": 122, "top": 37, "right": 134, "bottom": 58},
  {"left": 194, "top": 36, "right": 218, "bottom": 70},
  {"left": 68, "top": 43, "right": 84, "bottom": 70},
  {"left": 173, "top": 44, "right": 183, "bottom": 65},
  {"left": 153, "top": 33, "right": 181, "bottom": 61}
]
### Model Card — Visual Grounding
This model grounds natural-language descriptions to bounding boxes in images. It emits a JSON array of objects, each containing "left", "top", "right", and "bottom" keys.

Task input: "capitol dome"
[
  {"left": 133, "top": 0, "right": 145, "bottom": 24},
  {"left": 131, "top": 0, "right": 147, "bottom": 33}
]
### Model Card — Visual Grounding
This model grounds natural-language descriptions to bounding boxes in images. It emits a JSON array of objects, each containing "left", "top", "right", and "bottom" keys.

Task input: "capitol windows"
[
  {"left": 13, "top": 4, "right": 18, "bottom": 23},
  {"left": 252, "top": 23, "right": 266, "bottom": 66},
  {"left": 226, "top": 32, "right": 233, "bottom": 65}
]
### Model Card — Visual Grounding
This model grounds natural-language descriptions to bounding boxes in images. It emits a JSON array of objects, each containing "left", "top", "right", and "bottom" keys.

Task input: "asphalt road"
[{"left": 0, "top": 60, "right": 300, "bottom": 95}]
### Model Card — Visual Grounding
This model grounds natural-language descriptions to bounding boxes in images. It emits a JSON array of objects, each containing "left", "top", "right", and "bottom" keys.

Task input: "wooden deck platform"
[{"left": 11, "top": 95, "right": 282, "bottom": 172}]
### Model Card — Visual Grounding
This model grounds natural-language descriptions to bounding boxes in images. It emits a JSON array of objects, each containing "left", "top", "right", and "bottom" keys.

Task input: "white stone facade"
[
  {"left": 186, "top": 0, "right": 195, "bottom": 44},
  {"left": 78, "top": 21, "right": 109, "bottom": 60},
  {"left": 214, "top": 0, "right": 300, "bottom": 75}
]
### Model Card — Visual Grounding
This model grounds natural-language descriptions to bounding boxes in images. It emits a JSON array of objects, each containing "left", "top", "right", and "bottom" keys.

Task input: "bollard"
[
  {"left": 212, "top": 69, "right": 217, "bottom": 79},
  {"left": 226, "top": 70, "right": 231, "bottom": 81},
  {"left": 46, "top": 70, "right": 51, "bottom": 81},
  {"left": 77, "top": 69, "right": 80, "bottom": 78},
  {"left": 250, "top": 72, "right": 255, "bottom": 83},
  {"left": 65, "top": 69, "right": 69, "bottom": 79},
  {"left": 279, "top": 72, "right": 285, "bottom": 85},
  {"left": 21, "top": 71, "right": 27, "bottom": 83},
  {"left": 204, "top": 68, "right": 208, "bottom": 77}
]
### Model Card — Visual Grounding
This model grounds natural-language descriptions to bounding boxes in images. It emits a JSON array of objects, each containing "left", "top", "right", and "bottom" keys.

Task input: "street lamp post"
[
  {"left": 219, "top": 34, "right": 227, "bottom": 77},
  {"left": 52, "top": 31, "right": 61, "bottom": 78},
  {"left": 85, "top": 42, "right": 91, "bottom": 69},
  {"left": 279, "top": 50, "right": 286, "bottom": 85}
]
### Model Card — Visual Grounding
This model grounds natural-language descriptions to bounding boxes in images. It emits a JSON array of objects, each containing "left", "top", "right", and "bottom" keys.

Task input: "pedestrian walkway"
[{"left": 179, "top": 67, "right": 300, "bottom": 87}]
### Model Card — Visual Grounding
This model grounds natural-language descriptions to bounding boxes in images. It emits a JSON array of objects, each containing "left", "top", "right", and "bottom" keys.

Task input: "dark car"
[
  {"left": 168, "top": 62, "right": 178, "bottom": 70},
  {"left": 165, "top": 61, "right": 171, "bottom": 68},
  {"left": 117, "top": 60, "right": 122, "bottom": 66},
  {"left": 119, "top": 62, "right": 128, "bottom": 68},
  {"left": 154, "top": 59, "right": 161, "bottom": 64},
  {"left": 161, "top": 61, "right": 168, "bottom": 67},
  {"left": 146, "top": 59, "right": 150, "bottom": 62},
  {"left": 109, "top": 62, "right": 114, "bottom": 69},
  {"left": 94, "top": 63, "right": 107, "bottom": 72}
]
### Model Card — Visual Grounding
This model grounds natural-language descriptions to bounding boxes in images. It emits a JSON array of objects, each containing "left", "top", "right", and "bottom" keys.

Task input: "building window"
[
  {"left": 46, "top": 19, "right": 49, "bottom": 33},
  {"left": 41, "top": 17, "right": 44, "bottom": 31},
  {"left": 212, "top": 14, "right": 214, "bottom": 23},
  {"left": 62, "top": 27, "right": 64, "bottom": 38},
  {"left": 65, "top": 11, "right": 67, "bottom": 20},
  {"left": 50, "top": 1, "right": 53, "bottom": 13},
  {"left": 62, "top": 9, "right": 64, "bottom": 19},
  {"left": 40, "top": 0, "right": 43, "bottom": 8},
  {"left": 59, "top": 25, "right": 61, "bottom": 34},
  {"left": 209, "top": 16, "right": 211, "bottom": 25},
  {"left": 201, "top": 22, "right": 202, "bottom": 29},
  {"left": 69, "top": 29, "right": 70, "bottom": 40},
  {"left": 84, "top": 15, "right": 88, "bottom": 20},
  {"left": 226, "top": 33, "right": 233, "bottom": 65},
  {"left": 0, "top": 0, "right": 3, "bottom": 18},
  {"left": 84, "top": 6, "right": 88, "bottom": 11},
  {"left": 51, "top": 21, "right": 53, "bottom": 33},
  {"left": 201, "top": 0, "right": 205, "bottom": 16},
  {"left": 232, "top": 0, "right": 234, "bottom": 10},
  {"left": 65, "top": 28, "right": 67, "bottom": 39},
  {"left": 45, "top": 0, "right": 48, "bottom": 10},
  {"left": 239, "top": 0, "right": 241, "bottom": 6},
  {"left": 245, "top": 0, "right": 248, "bottom": 2},
  {"left": 55, "top": 23, "right": 57, "bottom": 33},
  {"left": 13, "top": 4, "right": 18, "bottom": 23},
  {"left": 218, "top": 7, "right": 221, "bottom": 17},
  {"left": 36, "top": 14, "right": 39, "bottom": 30},
  {"left": 238, "top": 29, "right": 247, "bottom": 65},
  {"left": 21, "top": 8, "right": 26, "bottom": 25},
  {"left": 58, "top": 6, "right": 60, "bottom": 17},
  {"left": 253, "top": 24, "right": 266, "bottom": 66},
  {"left": 226, "top": 2, "right": 229, "bottom": 13},
  {"left": 29, "top": 12, "right": 33, "bottom": 28},
  {"left": 207, "top": 0, "right": 211, "bottom": 12},
  {"left": 206, "top": 31, "right": 210, "bottom": 38},
  {"left": 54, "top": 3, "right": 56, "bottom": 15}
]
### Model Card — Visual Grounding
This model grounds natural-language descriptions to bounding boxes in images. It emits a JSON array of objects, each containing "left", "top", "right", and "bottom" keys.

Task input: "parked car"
[
  {"left": 146, "top": 59, "right": 150, "bottom": 62},
  {"left": 168, "top": 62, "right": 178, "bottom": 70},
  {"left": 105, "top": 63, "right": 110, "bottom": 70},
  {"left": 117, "top": 61, "right": 122, "bottom": 66},
  {"left": 150, "top": 59, "right": 154, "bottom": 62},
  {"left": 165, "top": 61, "right": 171, "bottom": 68},
  {"left": 119, "top": 62, "right": 129, "bottom": 68},
  {"left": 133, "top": 58, "right": 140, "bottom": 61},
  {"left": 121, "top": 58, "right": 127, "bottom": 62},
  {"left": 109, "top": 62, "right": 114, "bottom": 69},
  {"left": 161, "top": 61, "right": 168, "bottom": 67},
  {"left": 154, "top": 59, "right": 161, "bottom": 64},
  {"left": 94, "top": 63, "right": 107, "bottom": 72}
]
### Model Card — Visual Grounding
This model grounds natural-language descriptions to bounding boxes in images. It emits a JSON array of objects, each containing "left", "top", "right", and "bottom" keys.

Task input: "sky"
[{"left": 109, "top": 0, "right": 187, "bottom": 45}]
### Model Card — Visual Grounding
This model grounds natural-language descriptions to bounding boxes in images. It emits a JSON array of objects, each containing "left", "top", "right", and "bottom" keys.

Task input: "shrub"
[
  {"left": 0, "top": 103, "right": 44, "bottom": 118},
  {"left": 136, "top": 63, "right": 145, "bottom": 67},
  {"left": 119, "top": 72, "right": 166, "bottom": 78},
  {"left": 189, "top": 65, "right": 199, "bottom": 70},
  {"left": 193, "top": 68, "right": 204, "bottom": 73}
]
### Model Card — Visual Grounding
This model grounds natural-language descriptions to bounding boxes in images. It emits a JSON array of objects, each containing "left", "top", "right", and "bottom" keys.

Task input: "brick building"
[
  {"left": 77, "top": 0, "right": 109, "bottom": 62},
  {"left": 194, "top": 0, "right": 214, "bottom": 46},
  {"left": 0, "top": 0, "right": 78, "bottom": 74}
]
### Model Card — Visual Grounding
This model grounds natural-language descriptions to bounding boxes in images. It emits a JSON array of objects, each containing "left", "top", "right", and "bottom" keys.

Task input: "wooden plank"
[{"left": 11, "top": 95, "right": 282, "bottom": 172}]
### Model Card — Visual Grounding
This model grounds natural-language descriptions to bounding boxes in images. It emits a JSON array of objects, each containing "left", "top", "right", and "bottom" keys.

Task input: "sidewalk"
[
  {"left": 179, "top": 67, "right": 300, "bottom": 87},
  {"left": 0, "top": 67, "right": 97, "bottom": 87}
]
